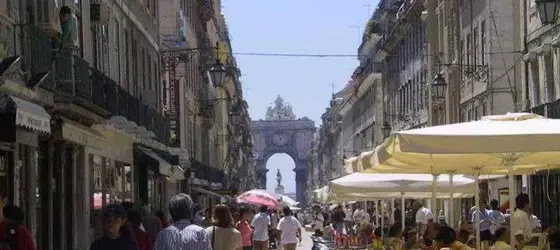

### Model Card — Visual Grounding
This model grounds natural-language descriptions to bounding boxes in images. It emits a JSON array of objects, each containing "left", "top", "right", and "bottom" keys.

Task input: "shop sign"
[{"left": 168, "top": 79, "right": 180, "bottom": 147}]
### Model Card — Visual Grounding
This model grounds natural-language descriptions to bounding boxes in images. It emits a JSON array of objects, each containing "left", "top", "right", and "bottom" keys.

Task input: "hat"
[{"left": 104, "top": 204, "right": 127, "bottom": 218}]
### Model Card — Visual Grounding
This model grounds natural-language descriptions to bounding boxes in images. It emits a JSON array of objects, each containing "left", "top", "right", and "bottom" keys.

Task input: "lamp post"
[
  {"left": 432, "top": 73, "right": 448, "bottom": 100},
  {"left": 536, "top": 0, "right": 560, "bottom": 25}
]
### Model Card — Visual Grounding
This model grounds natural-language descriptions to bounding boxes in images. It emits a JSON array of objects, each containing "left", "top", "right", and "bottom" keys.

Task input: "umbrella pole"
[
  {"left": 375, "top": 201, "right": 380, "bottom": 227},
  {"left": 508, "top": 166, "right": 516, "bottom": 248},
  {"left": 474, "top": 172, "right": 481, "bottom": 249},
  {"left": 401, "top": 192, "right": 405, "bottom": 231},
  {"left": 391, "top": 198, "right": 395, "bottom": 225},
  {"left": 449, "top": 172, "right": 454, "bottom": 228},
  {"left": 431, "top": 174, "right": 439, "bottom": 216},
  {"left": 381, "top": 200, "right": 385, "bottom": 238}
]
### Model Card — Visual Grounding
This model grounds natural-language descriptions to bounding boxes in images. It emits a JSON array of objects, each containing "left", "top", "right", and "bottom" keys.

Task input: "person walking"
[
  {"left": 153, "top": 193, "right": 212, "bottom": 250},
  {"left": 206, "top": 204, "right": 243, "bottom": 250},
  {"left": 276, "top": 207, "right": 302, "bottom": 250},
  {"left": 235, "top": 206, "right": 254, "bottom": 250},
  {"left": 90, "top": 204, "right": 138, "bottom": 250},
  {"left": 252, "top": 205, "right": 271, "bottom": 250},
  {"left": 127, "top": 210, "right": 153, "bottom": 250},
  {"left": 0, "top": 192, "right": 35, "bottom": 250}
]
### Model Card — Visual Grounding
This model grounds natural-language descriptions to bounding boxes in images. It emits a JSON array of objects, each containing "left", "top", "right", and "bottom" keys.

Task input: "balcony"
[{"left": 24, "top": 24, "right": 170, "bottom": 144}]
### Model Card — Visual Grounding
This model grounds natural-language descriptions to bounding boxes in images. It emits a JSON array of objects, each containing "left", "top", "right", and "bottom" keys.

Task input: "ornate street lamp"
[
  {"left": 536, "top": 0, "right": 560, "bottom": 25},
  {"left": 207, "top": 60, "right": 227, "bottom": 87},
  {"left": 432, "top": 73, "right": 448, "bottom": 100},
  {"left": 381, "top": 121, "right": 392, "bottom": 139}
]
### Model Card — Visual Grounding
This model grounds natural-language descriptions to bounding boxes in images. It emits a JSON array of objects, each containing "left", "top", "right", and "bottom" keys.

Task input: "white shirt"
[
  {"left": 353, "top": 209, "right": 368, "bottom": 222},
  {"left": 277, "top": 215, "right": 302, "bottom": 244},
  {"left": 488, "top": 210, "right": 505, "bottom": 234},
  {"left": 312, "top": 212, "right": 325, "bottom": 231},
  {"left": 251, "top": 212, "right": 271, "bottom": 241},
  {"left": 530, "top": 214, "right": 541, "bottom": 229},
  {"left": 511, "top": 209, "right": 532, "bottom": 247},
  {"left": 205, "top": 226, "right": 243, "bottom": 250},
  {"left": 415, "top": 207, "right": 434, "bottom": 225},
  {"left": 344, "top": 208, "right": 353, "bottom": 221}
]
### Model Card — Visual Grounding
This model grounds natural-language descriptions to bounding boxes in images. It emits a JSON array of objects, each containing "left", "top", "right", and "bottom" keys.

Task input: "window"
[
  {"left": 481, "top": 20, "right": 486, "bottom": 64},
  {"left": 466, "top": 33, "right": 471, "bottom": 66},
  {"left": 473, "top": 27, "right": 478, "bottom": 65},
  {"left": 125, "top": 30, "right": 131, "bottom": 92},
  {"left": 92, "top": 26, "right": 98, "bottom": 69}
]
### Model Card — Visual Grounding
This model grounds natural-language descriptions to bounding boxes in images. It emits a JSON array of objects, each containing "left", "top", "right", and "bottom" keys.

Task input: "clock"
[{"left": 273, "top": 134, "right": 288, "bottom": 146}]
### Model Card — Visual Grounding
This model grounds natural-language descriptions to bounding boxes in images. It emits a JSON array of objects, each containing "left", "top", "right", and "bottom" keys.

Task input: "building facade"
[
  {"left": 520, "top": 0, "right": 560, "bottom": 228},
  {"left": 0, "top": 0, "right": 251, "bottom": 249}
]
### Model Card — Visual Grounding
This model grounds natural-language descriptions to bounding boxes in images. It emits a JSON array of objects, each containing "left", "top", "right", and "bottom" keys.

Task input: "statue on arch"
[
  {"left": 265, "top": 95, "right": 296, "bottom": 121},
  {"left": 275, "top": 169, "right": 285, "bottom": 194}
]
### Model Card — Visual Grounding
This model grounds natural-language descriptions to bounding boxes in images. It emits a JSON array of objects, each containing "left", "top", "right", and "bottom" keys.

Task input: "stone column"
[
  {"left": 523, "top": 52, "right": 537, "bottom": 107},
  {"left": 294, "top": 167, "right": 308, "bottom": 207},
  {"left": 536, "top": 44, "right": 551, "bottom": 104},
  {"left": 551, "top": 37, "right": 560, "bottom": 101}
]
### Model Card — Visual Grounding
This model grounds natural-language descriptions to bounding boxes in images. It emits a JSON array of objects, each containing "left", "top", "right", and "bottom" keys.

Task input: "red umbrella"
[{"left": 236, "top": 189, "right": 279, "bottom": 208}]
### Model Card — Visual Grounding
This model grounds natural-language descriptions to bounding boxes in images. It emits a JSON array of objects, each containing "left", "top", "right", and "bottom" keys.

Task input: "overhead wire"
[{"left": 209, "top": 50, "right": 523, "bottom": 58}]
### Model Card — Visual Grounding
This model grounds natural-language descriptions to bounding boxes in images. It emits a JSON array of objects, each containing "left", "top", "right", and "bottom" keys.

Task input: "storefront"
[
  {"left": 189, "top": 159, "right": 229, "bottom": 209},
  {"left": 0, "top": 94, "right": 51, "bottom": 245},
  {"left": 88, "top": 125, "right": 135, "bottom": 244},
  {"left": 133, "top": 145, "right": 183, "bottom": 212},
  {"left": 50, "top": 117, "right": 108, "bottom": 250}
]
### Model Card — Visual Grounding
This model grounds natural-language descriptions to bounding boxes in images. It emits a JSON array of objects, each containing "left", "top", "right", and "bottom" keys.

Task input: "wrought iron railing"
[
  {"left": 104, "top": 76, "right": 118, "bottom": 114},
  {"left": 23, "top": 25, "right": 170, "bottom": 145},
  {"left": 54, "top": 49, "right": 73, "bottom": 95},
  {"left": 26, "top": 25, "right": 54, "bottom": 89},
  {"left": 74, "top": 56, "right": 91, "bottom": 101},
  {"left": 91, "top": 69, "right": 106, "bottom": 109}
]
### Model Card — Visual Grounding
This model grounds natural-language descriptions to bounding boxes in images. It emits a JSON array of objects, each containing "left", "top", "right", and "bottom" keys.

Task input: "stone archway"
[{"left": 252, "top": 96, "right": 315, "bottom": 206}]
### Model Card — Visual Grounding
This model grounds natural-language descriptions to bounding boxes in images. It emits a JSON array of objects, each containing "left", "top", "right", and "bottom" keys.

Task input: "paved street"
[{"left": 296, "top": 230, "right": 314, "bottom": 250}]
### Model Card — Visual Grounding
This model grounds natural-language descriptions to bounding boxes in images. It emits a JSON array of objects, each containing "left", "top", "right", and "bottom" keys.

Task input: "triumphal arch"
[{"left": 252, "top": 96, "right": 315, "bottom": 205}]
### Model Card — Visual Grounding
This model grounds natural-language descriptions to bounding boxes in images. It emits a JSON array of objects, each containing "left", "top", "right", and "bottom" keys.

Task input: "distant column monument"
[{"left": 275, "top": 169, "right": 285, "bottom": 194}]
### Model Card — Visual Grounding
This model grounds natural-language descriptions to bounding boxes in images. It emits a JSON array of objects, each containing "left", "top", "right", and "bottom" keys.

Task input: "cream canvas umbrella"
[
  {"left": 360, "top": 113, "right": 560, "bottom": 247},
  {"left": 329, "top": 173, "right": 476, "bottom": 194}
]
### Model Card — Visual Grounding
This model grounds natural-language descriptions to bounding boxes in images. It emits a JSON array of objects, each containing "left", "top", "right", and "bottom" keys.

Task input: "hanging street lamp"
[
  {"left": 207, "top": 60, "right": 227, "bottom": 88},
  {"left": 432, "top": 73, "right": 448, "bottom": 100},
  {"left": 536, "top": 0, "right": 560, "bottom": 25}
]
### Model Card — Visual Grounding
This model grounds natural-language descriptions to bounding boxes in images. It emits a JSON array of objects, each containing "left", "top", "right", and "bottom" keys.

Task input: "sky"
[{"left": 222, "top": 0, "right": 377, "bottom": 195}]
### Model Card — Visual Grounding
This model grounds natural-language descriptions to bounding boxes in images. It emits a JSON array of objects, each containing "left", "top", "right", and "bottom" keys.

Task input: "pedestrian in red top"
[
  {"left": 155, "top": 210, "right": 169, "bottom": 228},
  {"left": 127, "top": 210, "right": 152, "bottom": 250},
  {"left": 0, "top": 192, "right": 36, "bottom": 250}
]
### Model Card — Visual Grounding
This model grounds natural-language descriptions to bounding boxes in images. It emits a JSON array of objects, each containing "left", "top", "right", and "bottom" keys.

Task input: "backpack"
[{"left": 0, "top": 220, "right": 18, "bottom": 250}]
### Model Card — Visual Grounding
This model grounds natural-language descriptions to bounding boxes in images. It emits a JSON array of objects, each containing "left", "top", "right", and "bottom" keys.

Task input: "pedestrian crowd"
[
  {"left": 305, "top": 193, "right": 560, "bottom": 249},
  {"left": 90, "top": 193, "right": 304, "bottom": 250}
]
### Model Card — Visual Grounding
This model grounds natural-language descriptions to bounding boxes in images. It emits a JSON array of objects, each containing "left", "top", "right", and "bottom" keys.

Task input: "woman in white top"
[
  {"left": 277, "top": 206, "right": 302, "bottom": 250},
  {"left": 206, "top": 204, "right": 243, "bottom": 250}
]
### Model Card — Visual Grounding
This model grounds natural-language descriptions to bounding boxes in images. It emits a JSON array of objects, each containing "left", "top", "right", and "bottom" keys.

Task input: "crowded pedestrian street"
[{"left": 2, "top": 0, "right": 560, "bottom": 249}]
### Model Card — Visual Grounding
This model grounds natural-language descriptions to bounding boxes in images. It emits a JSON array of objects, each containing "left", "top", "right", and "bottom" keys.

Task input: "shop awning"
[
  {"left": 138, "top": 148, "right": 173, "bottom": 176},
  {"left": 61, "top": 118, "right": 106, "bottom": 153},
  {"left": 170, "top": 165, "right": 185, "bottom": 181},
  {"left": 92, "top": 125, "right": 134, "bottom": 164},
  {"left": 192, "top": 186, "right": 223, "bottom": 199},
  {"left": 2, "top": 95, "right": 51, "bottom": 133}
]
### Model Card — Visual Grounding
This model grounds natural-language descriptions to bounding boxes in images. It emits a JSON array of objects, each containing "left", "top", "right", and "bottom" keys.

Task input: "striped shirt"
[{"left": 153, "top": 219, "right": 212, "bottom": 250}]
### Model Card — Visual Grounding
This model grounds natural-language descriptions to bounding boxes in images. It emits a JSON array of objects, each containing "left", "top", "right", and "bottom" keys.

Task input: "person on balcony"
[{"left": 58, "top": 6, "right": 78, "bottom": 49}]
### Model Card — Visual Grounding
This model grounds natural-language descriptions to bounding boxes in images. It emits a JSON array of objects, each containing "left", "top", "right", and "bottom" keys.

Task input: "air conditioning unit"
[
  {"left": 91, "top": 3, "right": 110, "bottom": 25},
  {"left": 37, "top": 0, "right": 61, "bottom": 35}
]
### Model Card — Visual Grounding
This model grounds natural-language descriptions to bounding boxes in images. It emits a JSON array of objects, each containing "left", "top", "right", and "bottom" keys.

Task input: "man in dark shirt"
[
  {"left": 0, "top": 192, "right": 35, "bottom": 250},
  {"left": 90, "top": 204, "right": 138, "bottom": 250},
  {"left": 332, "top": 205, "right": 346, "bottom": 233}
]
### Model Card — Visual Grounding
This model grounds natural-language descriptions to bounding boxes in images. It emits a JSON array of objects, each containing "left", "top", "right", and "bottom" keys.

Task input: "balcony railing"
[
  {"left": 26, "top": 25, "right": 54, "bottom": 89},
  {"left": 24, "top": 24, "right": 170, "bottom": 144}
]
